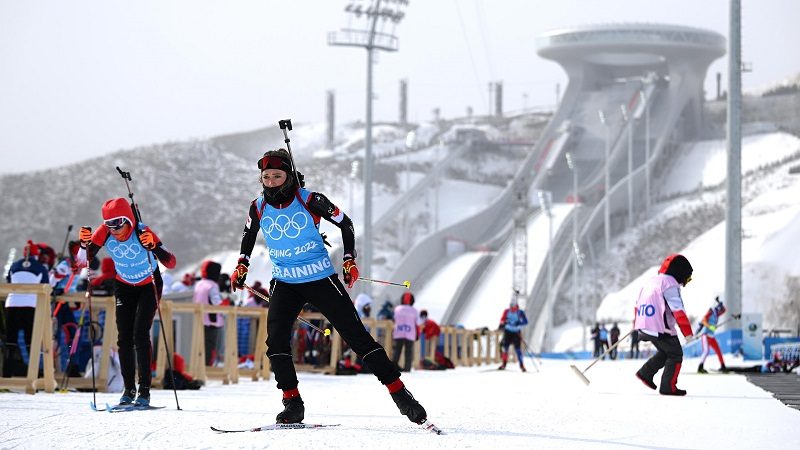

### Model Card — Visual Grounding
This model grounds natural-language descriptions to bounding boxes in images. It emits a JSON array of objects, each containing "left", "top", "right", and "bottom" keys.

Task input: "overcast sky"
[{"left": 1, "top": 0, "right": 798, "bottom": 174}]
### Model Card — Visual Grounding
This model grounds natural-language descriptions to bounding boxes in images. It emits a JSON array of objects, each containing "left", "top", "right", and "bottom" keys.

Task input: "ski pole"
[
  {"left": 86, "top": 276, "right": 98, "bottom": 409},
  {"left": 684, "top": 313, "right": 741, "bottom": 345},
  {"left": 519, "top": 335, "right": 541, "bottom": 371},
  {"left": 116, "top": 166, "right": 181, "bottom": 410},
  {"left": 570, "top": 329, "right": 633, "bottom": 386},
  {"left": 59, "top": 301, "right": 89, "bottom": 392},
  {"left": 357, "top": 277, "right": 411, "bottom": 289},
  {"left": 242, "top": 282, "right": 331, "bottom": 337},
  {"left": 57, "top": 224, "right": 73, "bottom": 261}
]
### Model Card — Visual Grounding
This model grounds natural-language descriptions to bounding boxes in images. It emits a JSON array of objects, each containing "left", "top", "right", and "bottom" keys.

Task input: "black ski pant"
[
  {"left": 637, "top": 332, "right": 683, "bottom": 394},
  {"left": 391, "top": 339, "right": 414, "bottom": 372},
  {"left": 204, "top": 325, "right": 221, "bottom": 366},
  {"left": 267, "top": 275, "right": 400, "bottom": 391},
  {"left": 3, "top": 307, "right": 35, "bottom": 377},
  {"left": 114, "top": 277, "right": 160, "bottom": 391}
]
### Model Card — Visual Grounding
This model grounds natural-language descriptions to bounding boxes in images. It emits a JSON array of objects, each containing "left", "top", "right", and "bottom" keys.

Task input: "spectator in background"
[
  {"left": 354, "top": 293, "right": 373, "bottom": 319},
  {"left": 90, "top": 257, "right": 117, "bottom": 296},
  {"left": 3, "top": 240, "right": 50, "bottom": 377},
  {"left": 377, "top": 300, "right": 395, "bottom": 321},
  {"left": 418, "top": 310, "right": 441, "bottom": 361},
  {"left": 193, "top": 261, "right": 223, "bottom": 366},
  {"left": 392, "top": 292, "right": 418, "bottom": 372},
  {"left": 609, "top": 323, "right": 621, "bottom": 360},
  {"left": 36, "top": 242, "right": 57, "bottom": 271},
  {"left": 591, "top": 323, "right": 601, "bottom": 357},
  {"left": 629, "top": 329, "right": 640, "bottom": 359},
  {"left": 171, "top": 272, "right": 195, "bottom": 293},
  {"left": 599, "top": 324, "right": 610, "bottom": 359},
  {"left": 248, "top": 281, "right": 270, "bottom": 307}
]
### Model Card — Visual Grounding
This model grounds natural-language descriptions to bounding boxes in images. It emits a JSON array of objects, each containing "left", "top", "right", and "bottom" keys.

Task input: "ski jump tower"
[{"left": 523, "top": 24, "right": 725, "bottom": 351}]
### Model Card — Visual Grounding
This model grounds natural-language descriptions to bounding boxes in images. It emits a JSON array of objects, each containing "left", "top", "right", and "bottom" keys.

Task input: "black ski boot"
[
  {"left": 697, "top": 363, "right": 707, "bottom": 374},
  {"left": 391, "top": 388, "right": 427, "bottom": 424},
  {"left": 635, "top": 370, "right": 657, "bottom": 390},
  {"left": 135, "top": 386, "right": 150, "bottom": 407},
  {"left": 719, "top": 363, "right": 728, "bottom": 373},
  {"left": 119, "top": 387, "right": 137, "bottom": 405},
  {"left": 276, "top": 396, "right": 305, "bottom": 424}
]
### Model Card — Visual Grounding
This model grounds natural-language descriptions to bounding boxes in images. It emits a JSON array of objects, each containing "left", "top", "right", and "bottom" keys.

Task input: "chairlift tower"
[{"left": 329, "top": 0, "right": 408, "bottom": 294}]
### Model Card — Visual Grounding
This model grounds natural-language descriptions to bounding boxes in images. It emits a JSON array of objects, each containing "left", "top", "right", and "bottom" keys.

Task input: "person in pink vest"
[
  {"left": 193, "top": 260, "right": 223, "bottom": 366},
  {"left": 633, "top": 254, "right": 694, "bottom": 396},
  {"left": 392, "top": 292, "right": 419, "bottom": 372}
]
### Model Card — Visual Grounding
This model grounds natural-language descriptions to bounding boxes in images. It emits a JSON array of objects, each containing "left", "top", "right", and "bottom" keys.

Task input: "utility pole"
[
  {"left": 726, "top": 0, "right": 742, "bottom": 330},
  {"left": 329, "top": 0, "right": 408, "bottom": 294}
]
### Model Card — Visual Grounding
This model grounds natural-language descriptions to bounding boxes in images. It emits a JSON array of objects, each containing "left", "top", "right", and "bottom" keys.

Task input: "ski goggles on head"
[
  {"left": 684, "top": 276, "right": 693, "bottom": 285},
  {"left": 103, "top": 217, "right": 128, "bottom": 230},
  {"left": 258, "top": 155, "right": 291, "bottom": 171}
]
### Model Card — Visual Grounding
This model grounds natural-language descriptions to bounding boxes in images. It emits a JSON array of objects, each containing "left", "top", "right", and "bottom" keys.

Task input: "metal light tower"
[
  {"left": 726, "top": 0, "right": 742, "bottom": 329},
  {"left": 598, "top": 110, "right": 611, "bottom": 251},
  {"left": 640, "top": 89, "right": 651, "bottom": 212},
  {"left": 565, "top": 152, "right": 579, "bottom": 321},
  {"left": 620, "top": 104, "right": 633, "bottom": 228},
  {"left": 329, "top": 0, "right": 408, "bottom": 293}
]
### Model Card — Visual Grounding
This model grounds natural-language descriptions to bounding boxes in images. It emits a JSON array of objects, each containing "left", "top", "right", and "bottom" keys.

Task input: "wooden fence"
[{"left": 2, "top": 283, "right": 505, "bottom": 394}]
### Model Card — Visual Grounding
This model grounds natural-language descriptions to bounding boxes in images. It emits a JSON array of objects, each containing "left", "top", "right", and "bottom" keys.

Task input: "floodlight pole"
[
  {"left": 726, "top": 0, "right": 742, "bottom": 331},
  {"left": 598, "top": 110, "right": 610, "bottom": 251},
  {"left": 566, "top": 152, "right": 579, "bottom": 321},
  {"left": 329, "top": 0, "right": 406, "bottom": 295}
]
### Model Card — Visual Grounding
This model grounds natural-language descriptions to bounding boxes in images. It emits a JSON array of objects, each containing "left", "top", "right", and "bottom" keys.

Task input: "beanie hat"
[
  {"left": 658, "top": 254, "right": 693, "bottom": 286},
  {"left": 24, "top": 240, "right": 39, "bottom": 257},
  {"left": 401, "top": 292, "right": 415, "bottom": 306},
  {"left": 200, "top": 260, "right": 222, "bottom": 280},
  {"left": 101, "top": 198, "right": 135, "bottom": 225}
]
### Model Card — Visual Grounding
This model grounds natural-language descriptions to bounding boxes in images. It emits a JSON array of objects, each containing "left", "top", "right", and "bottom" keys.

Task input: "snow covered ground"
[{"left": 2, "top": 357, "right": 798, "bottom": 449}]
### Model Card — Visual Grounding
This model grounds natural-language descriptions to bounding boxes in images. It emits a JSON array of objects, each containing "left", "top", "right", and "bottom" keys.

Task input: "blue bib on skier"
[
  {"left": 106, "top": 223, "right": 157, "bottom": 285},
  {"left": 257, "top": 188, "right": 335, "bottom": 284}
]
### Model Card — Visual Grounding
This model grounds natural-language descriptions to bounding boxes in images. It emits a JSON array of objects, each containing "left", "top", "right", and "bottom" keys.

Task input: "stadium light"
[{"left": 329, "top": 0, "right": 409, "bottom": 294}]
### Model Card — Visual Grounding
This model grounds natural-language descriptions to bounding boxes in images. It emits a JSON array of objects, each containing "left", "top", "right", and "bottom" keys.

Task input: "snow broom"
[{"left": 570, "top": 330, "right": 633, "bottom": 385}]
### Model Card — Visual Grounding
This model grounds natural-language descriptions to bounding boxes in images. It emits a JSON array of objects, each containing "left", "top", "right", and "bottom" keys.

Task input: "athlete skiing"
[
  {"left": 497, "top": 291, "right": 529, "bottom": 372},
  {"left": 697, "top": 297, "right": 727, "bottom": 373},
  {"left": 75, "top": 198, "right": 177, "bottom": 406},
  {"left": 633, "top": 254, "right": 693, "bottom": 396},
  {"left": 231, "top": 148, "right": 428, "bottom": 425}
]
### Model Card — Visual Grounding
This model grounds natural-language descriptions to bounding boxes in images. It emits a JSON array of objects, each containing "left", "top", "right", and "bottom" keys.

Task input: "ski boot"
[
  {"left": 660, "top": 387, "right": 687, "bottom": 396},
  {"left": 719, "top": 363, "right": 728, "bottom": 373},
  {"left": 391, "top": 387, "right": 427, "bottom": 424},
  {"left": 134, "top": 386, "right": 150, "bottom": 407},
  {"left": 119, "top": 387, "right": 137, "bottom": 405},
  {"left": 635, "top": 370, "right": 657, "bottom": 390},
  {"left": 276, "top": 396, "right": 305, "bottom": 424},
  {"left": 497, "top": 362, "right": 506, "bottom": 371},
  {"left": 697, "top": 363, "right": 708, "bottom": 374},
  {"left": 520, "top": 364, "right": 527, "bottom": 373}
]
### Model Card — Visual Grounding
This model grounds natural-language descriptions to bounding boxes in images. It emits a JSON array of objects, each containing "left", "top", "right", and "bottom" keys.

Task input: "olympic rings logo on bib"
[
  {"left": 263, "top": 212, "right": 308, "bottom": 240},
  {"left": 107, "top": 240, "right": 142, "bottom": 260}
]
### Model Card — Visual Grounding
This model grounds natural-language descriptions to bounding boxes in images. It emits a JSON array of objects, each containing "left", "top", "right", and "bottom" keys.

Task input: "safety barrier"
[{"left": 2, "top": 283, "right": 506, "bottom": 393}]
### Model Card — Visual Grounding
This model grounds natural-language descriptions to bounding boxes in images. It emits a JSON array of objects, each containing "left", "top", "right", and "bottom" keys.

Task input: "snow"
[
  {"left": 3, "top": 358, "right": 799, "bottom": 449},
  {"left": 597, "top": 132, "right": 800, "bottom": 326}
]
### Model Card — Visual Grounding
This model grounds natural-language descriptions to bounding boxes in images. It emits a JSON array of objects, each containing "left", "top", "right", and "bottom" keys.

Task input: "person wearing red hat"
[
  {"left": 75, "top": 197, "right": 176, "bottom": 407},
  {"left": 231, "top": 148, "right": 428, "bottom": 425},
  {"left": 3, "top": 240, "right": 50, "bottom": 376},
  {"left": 633, "top": 253, "right": 694, "bottom": 396}
]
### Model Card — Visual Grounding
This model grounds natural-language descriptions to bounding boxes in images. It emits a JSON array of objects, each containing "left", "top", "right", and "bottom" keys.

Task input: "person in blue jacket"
[
  {"left": 497, "top": 291, "right": 529, "bottom": 372},
  {"left": 231, "top": 148, "right": 428, "bottom": 425}
]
